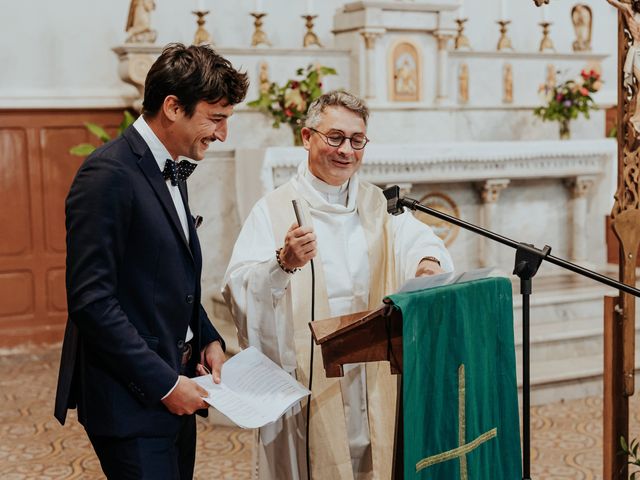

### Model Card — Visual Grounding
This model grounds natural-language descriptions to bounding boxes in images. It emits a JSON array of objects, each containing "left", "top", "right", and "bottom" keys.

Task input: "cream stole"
[{"left": 265, "top": 179, "right": 398, "bottom": 480}]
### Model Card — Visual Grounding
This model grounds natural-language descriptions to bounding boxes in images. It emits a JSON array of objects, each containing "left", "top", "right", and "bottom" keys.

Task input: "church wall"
[{"left": 0, "top": 0, "right": 622, "bottom": 345}]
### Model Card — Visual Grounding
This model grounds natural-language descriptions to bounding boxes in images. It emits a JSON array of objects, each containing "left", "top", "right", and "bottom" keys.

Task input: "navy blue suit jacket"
[{"left": 54, "top": 126, "right": 224, "bottom": 437}]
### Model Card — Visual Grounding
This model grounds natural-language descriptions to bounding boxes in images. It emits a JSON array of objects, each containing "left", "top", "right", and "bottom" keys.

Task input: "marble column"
[
  {"left": 564, "top": 175, "right": 596, "bottom": 263},
  {"left": 476, "top": 179, "right": 510, "bottom": 267},
  {"left": 434, "top": 31, "right": 455, "bottom": 105},
  {"left": 359, "top": 28, "right": 385, "bottom": 100}
]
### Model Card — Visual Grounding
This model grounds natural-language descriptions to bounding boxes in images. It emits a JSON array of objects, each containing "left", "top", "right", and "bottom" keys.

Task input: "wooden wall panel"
[
  {"left": 0, "top": 109, "right": 126, "bottom": 348},
  {"left": 0, "top": 128, "right": 31, "bottom": 255}
]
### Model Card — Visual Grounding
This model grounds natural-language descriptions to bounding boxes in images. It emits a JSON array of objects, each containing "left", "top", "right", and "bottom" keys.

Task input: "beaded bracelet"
[{"left": 276, "top": 248, "right": 299, "bottom": 274}]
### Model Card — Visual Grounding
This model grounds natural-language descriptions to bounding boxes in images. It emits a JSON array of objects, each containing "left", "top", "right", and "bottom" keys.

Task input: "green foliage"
[
  {"left": 69, "top": 110, "right": 137, "bottom": 157},
  {"left": 247, "top": 64, "right": 337, "bottom": 133},
  {"left": 620, "top": 435, "right": 640, "bottom": 478},
  {"left": 533, "top": 69, "right": 602, "bottom": 124}
]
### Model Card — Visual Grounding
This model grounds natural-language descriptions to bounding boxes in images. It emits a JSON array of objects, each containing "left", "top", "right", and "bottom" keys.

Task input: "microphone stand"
[{"left": 383, "top": 185, "right": 640, "bottom": 480}]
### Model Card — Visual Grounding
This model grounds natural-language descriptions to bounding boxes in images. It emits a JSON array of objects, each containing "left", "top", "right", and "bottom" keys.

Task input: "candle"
[
  {"left": 197, "top": 0, "right": 204, "bottom": 11},
  {"left": 307, "top": 0, "right": 313, "bottom": 14},
  {"left": 541, "top": 5, "right": 548, "bottom": 22},
  {"left": 459, "top": 0, "right": 465, "bottom": 18},
  {"left": 255, "top": 0, "right": 263, "bottom": 12},
  {"left": 499, "top": 0, "right": 507, "bottom": 19}
]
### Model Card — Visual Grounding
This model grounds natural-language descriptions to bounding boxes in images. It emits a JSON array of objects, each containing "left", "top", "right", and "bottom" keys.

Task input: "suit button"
[
  {"left": 185, "top": 294, "right": 194, "bottom": 304},
  {"left": 177, "top": 339, "right": 185, "bottom": 349}
]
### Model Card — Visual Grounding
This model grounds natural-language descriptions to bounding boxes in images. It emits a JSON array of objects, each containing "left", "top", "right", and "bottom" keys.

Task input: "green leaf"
[
  {"left": 85, "top": 122, "right": 111, "bottom": 143},
  {"left": 622, "top": 436, "right": 630, "bottom": 452},
  {"left": 69, "top": 143, "right": 97, "bottom": 156},
  {"left": 118, "top": 111, "right": 136, "bottom": 135}
]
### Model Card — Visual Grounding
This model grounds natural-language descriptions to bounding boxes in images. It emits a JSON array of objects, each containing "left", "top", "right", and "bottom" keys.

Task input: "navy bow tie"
[{"left": 162, "top": 159, "right": 197, "bottom": 186}]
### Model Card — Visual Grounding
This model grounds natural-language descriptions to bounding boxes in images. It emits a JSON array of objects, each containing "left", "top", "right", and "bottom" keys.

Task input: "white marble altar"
[{"left": 239, "top": 139, "right": 616, "bottom": 272}]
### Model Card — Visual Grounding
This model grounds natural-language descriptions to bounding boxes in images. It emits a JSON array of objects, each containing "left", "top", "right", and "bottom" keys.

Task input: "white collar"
[
  {"left": 294, "top": 160, "right": 359, "bottom": 212},
  {"left": 133, "top": 115, "right": 175, "bottom": 173}
]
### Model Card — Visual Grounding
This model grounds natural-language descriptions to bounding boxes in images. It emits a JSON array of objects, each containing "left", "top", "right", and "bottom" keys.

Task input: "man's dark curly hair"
[{"left": 143, "top": 43, "right": 249, "bottom": 117}]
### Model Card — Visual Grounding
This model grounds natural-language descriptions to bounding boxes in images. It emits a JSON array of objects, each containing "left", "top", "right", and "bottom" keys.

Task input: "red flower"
[
  {"left": 290, "top": 81, "right": 299, "bottom": 89},
  {"left": 579, "top": 87, "right": 589, "bottom": 96},
  {"left": 581, "top": 69, "right": 589, "bottom": 79},
  {"left": 556, "top": 94, "right": 564, "bottom": 102},
  {"left": 284, "top": 108, "right": 293, "bottom": 117},
  {"left": 318, "top": 82, "right": 322, "bottom": 88}
]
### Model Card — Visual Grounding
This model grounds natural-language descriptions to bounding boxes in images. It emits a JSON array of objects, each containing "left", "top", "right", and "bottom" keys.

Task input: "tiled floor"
[{"left": 1, "top": 345, "right": 639, "bottom": 479}]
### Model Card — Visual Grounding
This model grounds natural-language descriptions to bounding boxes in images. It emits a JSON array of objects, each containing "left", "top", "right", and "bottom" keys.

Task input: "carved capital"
[
  {"left": 564, "top": 175, "right": 596, "bottom": 199},
  {"left": 434, "top": 31, "right": 455, "bottom": 51},
  {"left": 476, "top": 179, "right": 510, "bottom": 204},
  {"left": 360, "top": 29, "right": 384, "bottom": 50}
]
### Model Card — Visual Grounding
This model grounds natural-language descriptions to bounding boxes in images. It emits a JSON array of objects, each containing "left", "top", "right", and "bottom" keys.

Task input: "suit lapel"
[
  {"left": 178, "top": 181, "right": 202, "bottom": 268},
  {"left": 123, "top": 126, "right": 194, "bottom": 262},
  {"left": 137, "top": 152, "right": 194, "bottom": 261}
]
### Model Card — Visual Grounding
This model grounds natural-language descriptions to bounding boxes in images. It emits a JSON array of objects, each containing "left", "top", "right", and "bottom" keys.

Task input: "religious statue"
[
  {"left": 605, "top": 0, "right": 640, "bottom": 132},
  {"left": 258, "top": 61, "right": 270, "bottom": 95},
  {"left": 459, "top": 63, "right": 469, "bottom": 104},
  {"left": 571, "top": 4, "right": 592, "bottom": 51},
  {"left": 503, "top": 63, "right": 513, "bottom": 104},
  {"left": 395, "top": 57, "right": 417, "bottom": 95},
  {"left": 125, "top": 0, "right": 157, "bottom": 44}
]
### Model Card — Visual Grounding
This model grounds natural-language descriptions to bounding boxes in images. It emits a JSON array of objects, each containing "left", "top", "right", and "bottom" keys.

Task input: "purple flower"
[{"left": 563, "top": 100, "right": 572, "bottom": 107}]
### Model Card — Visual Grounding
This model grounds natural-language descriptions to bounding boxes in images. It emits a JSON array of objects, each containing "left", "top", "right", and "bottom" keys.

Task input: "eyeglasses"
[{"left": 309, "top": 128, "right": 369, "bottom": 150}]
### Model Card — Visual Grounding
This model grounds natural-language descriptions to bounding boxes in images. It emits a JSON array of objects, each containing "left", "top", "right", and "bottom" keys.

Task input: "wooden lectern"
[{"left": 309, "top": 301, "right": 404, "bottom": 479}]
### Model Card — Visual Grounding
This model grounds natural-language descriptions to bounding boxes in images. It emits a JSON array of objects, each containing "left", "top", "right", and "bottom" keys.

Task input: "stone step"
[
  {"left": 513, "top": 316, "right": 640, "bottom": 362},
  {"left": 516, "top": 353, "right": 640, "bottom": 405}
]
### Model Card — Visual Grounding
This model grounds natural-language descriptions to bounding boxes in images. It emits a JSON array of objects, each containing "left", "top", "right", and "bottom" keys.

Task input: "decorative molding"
[
  {"left": 449, "top": 50, "right": 608, "bottom": 61},
  {"left": 260, "top": 139, "right": 616, "bottom": 190}
]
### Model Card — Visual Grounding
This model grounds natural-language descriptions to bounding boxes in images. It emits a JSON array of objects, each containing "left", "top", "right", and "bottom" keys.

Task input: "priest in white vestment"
[{"left": 222, "top": 91, "right": 453, "bottom": 480}]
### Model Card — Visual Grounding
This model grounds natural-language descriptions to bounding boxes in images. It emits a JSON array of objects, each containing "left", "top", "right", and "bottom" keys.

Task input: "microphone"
[
  {"left": 292, "top": 199, "right": 308, "bottom": 227},
  {"left": 383, "top": 185, "right": 404, "bottom": 216}
]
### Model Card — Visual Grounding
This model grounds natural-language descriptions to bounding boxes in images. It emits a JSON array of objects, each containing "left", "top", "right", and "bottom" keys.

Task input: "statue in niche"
[
  {"left": 395, "top": 57, "right": 417, "bottom": 95},
  {"left": 389, "top": 41, "right": 420, "bottom": 101},
  {"left": 125, "top": 0, "right": 157, "bottom": 44},
  {"left": 503, "top": 63, "right": 513, "bottom": 104},
  {"left": 605, "top": 0, "right": 640, "bottom": 132},
  {"left": 258, "top": 62, "right": 270, "bottom": 95},
  {"left": 571, "top": 4, "right": 592, "bottom": 51},
  {"left": 459, "top": 63, "right": 469, "bottom": 104}
]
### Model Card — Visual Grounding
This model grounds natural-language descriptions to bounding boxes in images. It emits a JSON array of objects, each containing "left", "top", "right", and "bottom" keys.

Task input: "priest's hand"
[
  {"left": 280, "top": 223, "right": 317, "bottom": 270},
  {"left": 197, "top": 340, "right": 225, "bottom": 384},
  {"left": 161, "top": 376, "right": 209, "bottom": 415},
  {"left": 415, "top": 258, "right": 444, "bottom": 277}
]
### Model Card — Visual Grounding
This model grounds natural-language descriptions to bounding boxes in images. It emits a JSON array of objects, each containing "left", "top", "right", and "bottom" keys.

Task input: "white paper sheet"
[{"left": 192, "top": 346, "right": 311, "bottom": 429}]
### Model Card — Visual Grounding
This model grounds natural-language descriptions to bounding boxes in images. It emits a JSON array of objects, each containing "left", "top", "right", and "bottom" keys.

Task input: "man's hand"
[
  {"left": 196, "top": 340, "right": 226, "bottom": 384},
  {"left": 279, "top": 223, "right": 317, "bottom": 270},
  {"left": 161, "top": 376, "right": 209, "bottom": 415},
  {"left": 415, "top": 258, "right": 444, "bottom": 277}
]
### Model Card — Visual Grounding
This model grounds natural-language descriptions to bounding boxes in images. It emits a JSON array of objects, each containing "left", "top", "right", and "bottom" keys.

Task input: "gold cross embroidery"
[{"left": 415, "top": 364, "right": 498, "bottom": 478}]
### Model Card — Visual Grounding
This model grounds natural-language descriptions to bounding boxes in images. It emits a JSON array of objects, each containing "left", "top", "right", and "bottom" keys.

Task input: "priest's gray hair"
[{"left": 304, "top": 90, "right": 369, "bottom": 128}]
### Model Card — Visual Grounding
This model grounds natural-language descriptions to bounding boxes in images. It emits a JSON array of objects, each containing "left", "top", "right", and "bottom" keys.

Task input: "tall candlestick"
[{"left": 255, "top": 0, "right": 263, "bottom": 12}]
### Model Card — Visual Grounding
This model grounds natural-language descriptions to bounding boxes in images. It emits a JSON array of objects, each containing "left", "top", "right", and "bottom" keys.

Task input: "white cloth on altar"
[{"left": 222, "top": 160, "right": 453, "bottom": 479}]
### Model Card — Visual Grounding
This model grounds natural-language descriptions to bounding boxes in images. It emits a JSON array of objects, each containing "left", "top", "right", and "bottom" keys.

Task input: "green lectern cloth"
[{"left": 387, "top": 277, "right": 522, "bottom": 479}]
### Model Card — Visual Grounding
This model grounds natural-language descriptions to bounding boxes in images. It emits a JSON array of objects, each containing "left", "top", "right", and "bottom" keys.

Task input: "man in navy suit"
[{"left": 54, "top": 43, "right": 249, "bottom": 479}]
